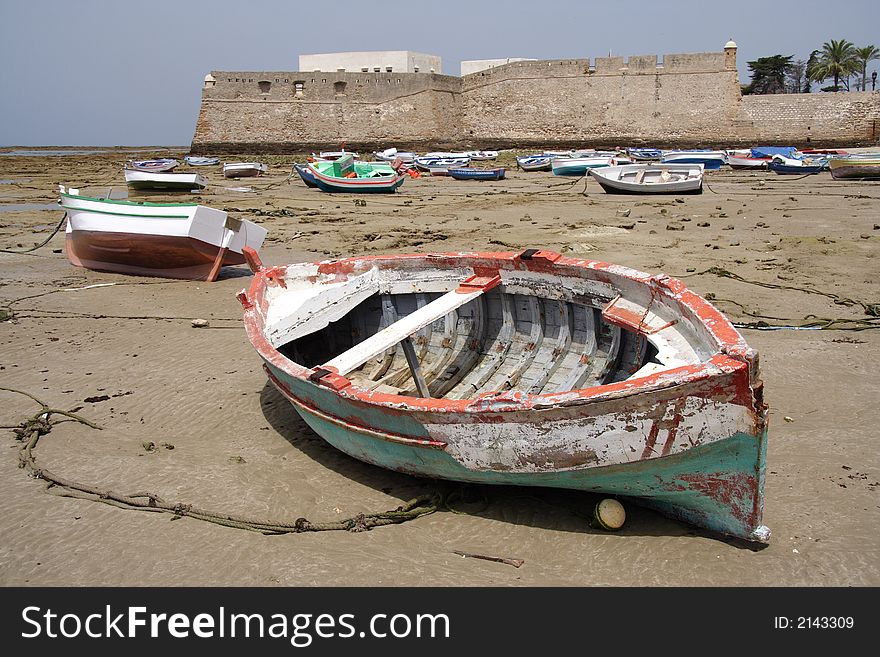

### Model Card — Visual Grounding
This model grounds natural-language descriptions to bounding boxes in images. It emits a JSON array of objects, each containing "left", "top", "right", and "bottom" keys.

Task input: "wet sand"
[{"left": 1, "top": 149, "right": 878, "bottom": 586}]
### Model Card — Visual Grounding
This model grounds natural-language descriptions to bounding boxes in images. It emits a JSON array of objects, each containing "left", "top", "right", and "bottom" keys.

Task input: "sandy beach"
[{"left": 0, "top": 149, "right": 878, "bottom": 586}]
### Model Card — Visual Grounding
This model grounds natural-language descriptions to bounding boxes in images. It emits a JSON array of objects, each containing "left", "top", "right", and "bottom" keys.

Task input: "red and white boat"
[{"left": 58, "top": 185, "right": 267, "bottom": 281}]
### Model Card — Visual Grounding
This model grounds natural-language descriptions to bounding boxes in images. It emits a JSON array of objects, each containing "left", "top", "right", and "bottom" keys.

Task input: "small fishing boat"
[
  {"left": 318, "top": 150, "right": 360, "bottom": 161},
  {"left": 184, "top": 155, "right": 221, "bottom": 166},
  {"left": 373, "top": 148, "right": 417, "bottom": 164},
  {"left": 726, "top": 154, "right": 769, "bottom": 170},
  {"left": 238, "top": 249, "right": 770, "bottom": 543},
  {"left": 294, "top": 163, "right": 319, "bottom": 188},
  {"left": 448, "top": 167, "right": 505, "bottom": 181},
  {"left": 627, "top": 148, "right": 662, "bottom": 161},
  {"left": 590, "top": 163, "right": 703, "bottom": 194},
  {"left": 828, "top": 155, "right": 880, "bottom": 180},
  {"left": 58, "top": 185, "right": 267, "bottom": 281},
  {"left": 124, "top": 168, "right": 208, "bottom": 191},
  {"left": 767, "top": 155, "right": 826, "bottom": 175},
  {"left": 413, "top": 156, "right": 471, "bottom": 174},
  {"left": 224, "top": 162, "right": 268, "bottom": 178},
  {"left": 464, "top": 150, "right": 499, "bottom": 160},
  {"left": 551, "top": 156, "right": 613, "bottom": 176},
  {"left": 516, "top": 154, "right": 554, "bottom": 171},
  {"left": 307, "top": 154, "right": 405, "bottom": 193},
  {"left": 127, "top": 158, "right": 179, "bottom": 173},
  {"left": 660, "top": 150, "right": 726, "bottom": 170}
]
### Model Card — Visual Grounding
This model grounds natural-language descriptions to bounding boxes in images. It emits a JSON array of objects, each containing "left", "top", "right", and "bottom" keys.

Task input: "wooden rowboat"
[
  {"left": 448, "top": 167, "right": 505, "bottom": 181},
  {"left": 59, "top": 185, "right": 267, "bottom": 281},
  {"left": 516, "top": 155, "right": 554, "bottom": 171},
  {"left": 307, "top": 154, "right": 406, "bottom": 193},
  {"left": 224, "top": 162, "right": 268, "bottom": 178},
  {"left": 127, "top": 158, "right": 179, "bottom": 172},
  {"left": 589, "top": 164, "right": 703, "bottom": 194},
  {"left": 828, "top": 156, "right": 880, "bottom": 180},
  {"left": 238, "top": 249, "right": 770, "bottom": 543}
]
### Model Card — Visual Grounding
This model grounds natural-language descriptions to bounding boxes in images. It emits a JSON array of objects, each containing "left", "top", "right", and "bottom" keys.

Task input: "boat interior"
[
  {"left": 270, "top": 266, "right": 710, "bottom": 400},
  {"left": 616, "top": 166, "right": 699, "bottom": 183}
]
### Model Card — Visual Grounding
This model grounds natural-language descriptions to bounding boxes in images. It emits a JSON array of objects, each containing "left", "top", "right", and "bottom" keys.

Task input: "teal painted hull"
[{"left": 292, "top": 400, "right": 767, "bottom": 541}]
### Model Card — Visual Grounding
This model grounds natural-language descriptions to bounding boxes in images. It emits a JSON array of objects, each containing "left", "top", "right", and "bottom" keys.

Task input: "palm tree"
[
  {"left": 853, "top": 45, "right": 880, "bottom": 91},
  {"left": 808, "top": 39, "right": 859, "bottom": 91}
]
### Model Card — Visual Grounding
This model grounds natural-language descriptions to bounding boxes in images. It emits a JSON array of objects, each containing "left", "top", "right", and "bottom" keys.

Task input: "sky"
[{"left": 1, "top": 0, "right": 877, "bottom": 147}]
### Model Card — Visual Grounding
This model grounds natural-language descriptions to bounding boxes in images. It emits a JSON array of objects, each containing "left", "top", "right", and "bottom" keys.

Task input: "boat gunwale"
[
  {"left": 240, "top": 251, "right": 757, "bottom": 415},
  {"left": 59, "top": 191, "right": 200, "bottom": 208}
]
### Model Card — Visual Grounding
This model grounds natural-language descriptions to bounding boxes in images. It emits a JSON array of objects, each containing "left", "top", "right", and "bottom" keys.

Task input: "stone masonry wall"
[
  {"left": 458, "top": 55, "right": 742, "bottom": 148},
  {"left": 735, "top": 92, "right": 880, "bottom": 146},
  {"left": 193, "top": 71, "right": 462, "bottom": 153},
  {"left": 190, "top": 55, "right": 880, "bottom": 152}
]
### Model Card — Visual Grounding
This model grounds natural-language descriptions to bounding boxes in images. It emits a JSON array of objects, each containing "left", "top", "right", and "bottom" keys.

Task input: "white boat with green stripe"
[{"left": 58, "top": 185, "right": 267, "bottom": 281}]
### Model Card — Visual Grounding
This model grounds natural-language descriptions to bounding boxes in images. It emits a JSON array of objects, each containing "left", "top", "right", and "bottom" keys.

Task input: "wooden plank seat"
[{"left": 323, "top": 274, "right": 500, "bottom": 377}]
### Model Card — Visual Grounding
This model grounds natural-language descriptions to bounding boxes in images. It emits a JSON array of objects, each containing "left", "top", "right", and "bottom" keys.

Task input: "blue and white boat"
[
  {"left": 551, "top": 155, "right": 613, "bottom": 176},
  {"left": 516, "top": 154, "right": 554, "bottom": 171},
  {"left": 660, "top": 150, "right": 726, "bottom": 170},
  {"left": 294, "top": 163, "right": 319, "bottom": 188},
  {"left": 414, "top": 156, "right": 471, "bottom": 174},
  {"left": 128, "top": 158, "right": 179, "bottom": 173},
  {"left": 448, "top": 167, "right": 505, "bottom": 181},
  {"left": 373, "top": 148, "right": 417, "bottom": 164},
  {"left": 627, "top": 148, "right": 662, "bottom": 161},
  {"left": 767, "top": 155, "right": 827, "bottom": 175}
]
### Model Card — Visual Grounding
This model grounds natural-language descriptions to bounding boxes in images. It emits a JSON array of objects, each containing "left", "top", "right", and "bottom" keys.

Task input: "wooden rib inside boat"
[{"left": 240, "top": 250, "right": 769, "bottom": 543}]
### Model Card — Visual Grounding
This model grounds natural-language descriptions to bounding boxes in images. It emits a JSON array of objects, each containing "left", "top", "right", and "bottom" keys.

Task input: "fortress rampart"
[{"left": 190, "top": 49, "right": 880, "bottom": 153}]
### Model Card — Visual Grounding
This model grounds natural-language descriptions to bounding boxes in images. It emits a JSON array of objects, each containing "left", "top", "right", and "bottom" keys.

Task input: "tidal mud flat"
[{"left": 0, "top": 149, "right": 878, "bottom": 585}]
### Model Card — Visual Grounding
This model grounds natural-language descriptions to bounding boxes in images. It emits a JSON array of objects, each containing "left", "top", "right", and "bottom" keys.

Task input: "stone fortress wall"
[{"left": 190, "top": 45, "right": 880, "bottom": 153}]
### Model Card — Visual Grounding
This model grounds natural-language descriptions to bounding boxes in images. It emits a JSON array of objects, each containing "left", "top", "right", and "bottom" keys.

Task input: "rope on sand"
[
  {"left": 677, "top": 266, "right": 880, "bottom": 330},
  {"left": 3, "top": 386, "right": 442, "bottom": 535},
  {"left": 0, "top": 212, "right": 67, "bottom": 254}
]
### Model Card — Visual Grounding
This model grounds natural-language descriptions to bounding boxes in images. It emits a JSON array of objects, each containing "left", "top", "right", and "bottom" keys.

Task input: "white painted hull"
[
  {"left": 223, "top": 162, "right": 268, "bottom": 178},
  {"left": 590, "top": 164, "right": 703, "bottom": 194},
  {"left": 124, "top": 169, "right": 208, "bottom": 190},
  {"left": 60, "top": 191, "right": 267, "bottom": 253}
]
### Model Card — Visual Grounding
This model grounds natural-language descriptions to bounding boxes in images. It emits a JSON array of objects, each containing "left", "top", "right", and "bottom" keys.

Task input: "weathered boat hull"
[
  {"left": 239, "top": 251, "right": 770, "bottom": 543},
  {"left": 66, "top": 231, "right": 245, "bottom": 280},
  {"left": 828, "top": 158, "right": 880, "bottom": 180}
]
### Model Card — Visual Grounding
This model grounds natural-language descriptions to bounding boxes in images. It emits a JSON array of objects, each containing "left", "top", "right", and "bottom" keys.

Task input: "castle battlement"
[{"left": 190, "top": 44, "right": 880, "bottom": 152}]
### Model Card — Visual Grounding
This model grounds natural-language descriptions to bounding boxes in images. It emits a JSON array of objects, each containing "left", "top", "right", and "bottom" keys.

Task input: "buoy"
[{"left": 593, "top": 498, "right": 626, "bottom": 531}]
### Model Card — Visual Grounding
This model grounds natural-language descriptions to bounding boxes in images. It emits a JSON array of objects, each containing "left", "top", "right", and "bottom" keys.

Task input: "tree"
[
  {"left": 808, "top": 39, "right": 858, "bottom": 91},
  {"left": 853, "top": 45, "right": 880, "bottom": 92},
  {"left": 786, "top": 60, "right": 807, "bottom": 93},
  {"left": 743, "top": 55, "right": 794, "bottom": 94},
  {"left": 804, "top": 50, "right": 820, "bottom": 92}
]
